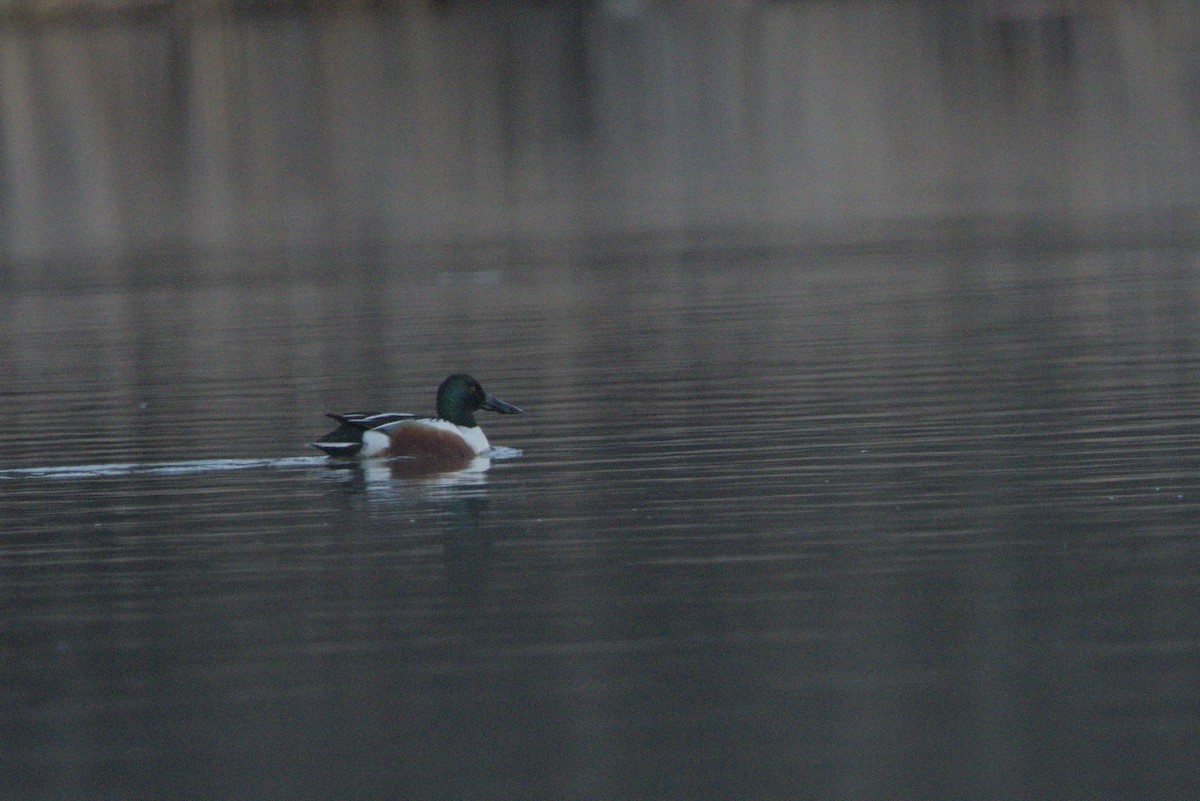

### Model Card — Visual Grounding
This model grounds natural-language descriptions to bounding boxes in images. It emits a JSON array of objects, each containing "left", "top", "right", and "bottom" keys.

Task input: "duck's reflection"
[
  {"left": 373, "top": 454, "right": 491, "bottom": 486},
  {"left": 320, "top": 454, "right": 506, "bottom": 599},
  {"left": 324, "top": 454, "right": 492, "bottom": 495}
]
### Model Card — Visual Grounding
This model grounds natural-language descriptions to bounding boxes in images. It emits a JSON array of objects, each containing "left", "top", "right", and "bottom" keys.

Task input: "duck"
[{"left": 310, "top": 374, "right": 522, "bottom": 460}]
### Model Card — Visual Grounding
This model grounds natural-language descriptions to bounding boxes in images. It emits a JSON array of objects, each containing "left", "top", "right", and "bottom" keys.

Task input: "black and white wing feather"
[{"left": 310, "top": 412, "right": 415, "bottom": 457}]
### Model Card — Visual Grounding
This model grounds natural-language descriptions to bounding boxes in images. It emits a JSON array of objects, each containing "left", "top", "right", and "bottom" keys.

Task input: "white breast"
[{"left": 453, "top": 423, "right": 491, "bottom": 455}]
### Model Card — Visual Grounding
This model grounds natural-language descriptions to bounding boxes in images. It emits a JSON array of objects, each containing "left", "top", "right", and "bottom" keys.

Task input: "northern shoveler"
[{"left": 311, "top": 374, "right": 522, "bottom": 460}]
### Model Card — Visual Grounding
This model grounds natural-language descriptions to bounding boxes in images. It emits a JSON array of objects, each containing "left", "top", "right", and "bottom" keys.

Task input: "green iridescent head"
[{"left": 436, "top": 374, "right": 523, "bottom": 427}]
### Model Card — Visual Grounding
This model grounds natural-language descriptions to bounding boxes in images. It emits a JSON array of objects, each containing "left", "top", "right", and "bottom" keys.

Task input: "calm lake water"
[{"left": 2, "top": 236, "right": 1199, "bottom": 800}]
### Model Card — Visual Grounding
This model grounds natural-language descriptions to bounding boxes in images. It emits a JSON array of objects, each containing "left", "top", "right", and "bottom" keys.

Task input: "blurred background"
[{"left": 2, "top": 0, "right": 1197, "bottom": 275}]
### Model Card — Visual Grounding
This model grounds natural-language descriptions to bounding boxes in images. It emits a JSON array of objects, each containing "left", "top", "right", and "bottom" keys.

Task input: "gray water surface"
[{"left": 3, "top": 241, "right": 1200, "bottom": 800}]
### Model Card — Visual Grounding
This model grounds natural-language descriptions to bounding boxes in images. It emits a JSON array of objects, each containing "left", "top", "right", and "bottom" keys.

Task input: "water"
[
  {"left": 3, "top": 4, "right": 1199, "bottom": 797},
  {"left": 2, "top": 238, "right": 1199, "bottom": 800}
]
